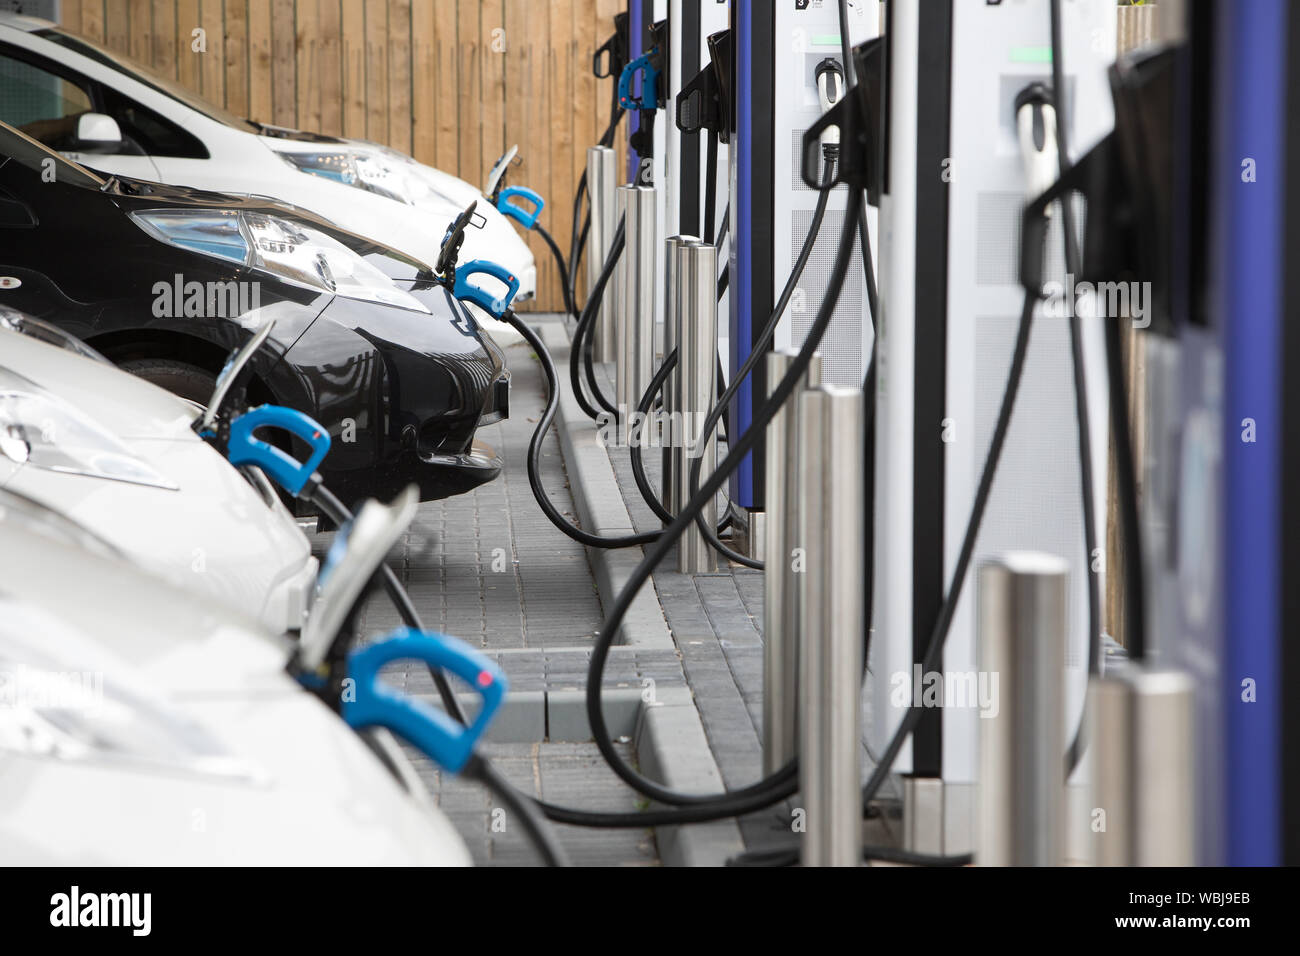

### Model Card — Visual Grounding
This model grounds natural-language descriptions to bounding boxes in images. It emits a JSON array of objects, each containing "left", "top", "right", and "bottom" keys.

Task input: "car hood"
[
  {"left": 253, "top": 134, "right": 538, "bottom": 299},
  {"left": 0, "top": 520, "right": 290, "bottom": 695},
  {"left": 255, "top": 125, "right": 486, "bottom": 203},
  {"left": 0, "top": 327, "right": 197, "bottom": 441},
  {"left": 0, "top": 524, "right": 469, "bottom": 866},
  {"left": 0, "top": 329, "right": 314, "bottom": 633}
]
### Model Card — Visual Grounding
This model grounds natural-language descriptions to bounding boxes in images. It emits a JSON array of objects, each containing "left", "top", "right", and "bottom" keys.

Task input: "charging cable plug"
[
  {"left": 815, "top": 57, "right": 846, "bottom": 159},
  {"left": 1015, "top": 83, "right": 1060, "bottom": 210}
]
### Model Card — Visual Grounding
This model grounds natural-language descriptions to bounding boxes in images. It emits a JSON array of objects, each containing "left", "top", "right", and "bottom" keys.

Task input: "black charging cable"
[
  {"left": 1050, "top": 0, "right": 1146, "bottom": 670},
  {"left": 684, "top": 156, "right": 837, "bottom": 568},
  {"left": 461, "top": 754, "right": 572, "bottom": 866},
  {"left": 569, "top": 219, "right": 625, "bottom": 420},
  {"left": 861, "top": 286, "right": 1039, "bottom": 811},
  {"left": 577, "top": 190, "right": 864, "bottom": 809},
  {"left": 1046, "top": 0, "right": 1102, "bottom": 778},
  {"left": 303, "top": 481, "right": 469, "bottom": 727},
  {"left": 568, "top": 80, "right": 625, "bottom": 316}
]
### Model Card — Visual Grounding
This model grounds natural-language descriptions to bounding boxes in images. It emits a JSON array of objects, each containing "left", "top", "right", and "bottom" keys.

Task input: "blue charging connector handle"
[
  {"left": 618, "top": 52, "right": 659, "bottom": 111},
  {"left": 453, "top": 259, "right": 520, "bottom": 319},
  {"left": 496, "top": 185, "right": 545, "bottom": 230},
  {"left": 343, "top": 627, "right": 507, "bottom": 773},
  {"left": 226, "top": 404, "right": 331, "bottom": 497}
]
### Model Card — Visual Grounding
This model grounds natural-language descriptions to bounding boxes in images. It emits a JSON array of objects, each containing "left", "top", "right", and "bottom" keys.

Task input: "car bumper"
[{"left": 283, "top": 291, "right": 510, "bottom": 504}]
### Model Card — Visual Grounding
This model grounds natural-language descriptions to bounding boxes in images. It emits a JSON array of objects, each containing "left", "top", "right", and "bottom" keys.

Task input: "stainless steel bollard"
[
  {"left": 674, "top": 238, "right": 718, "bottom": 574},
  {"left": 763, "top": 350, "right": 823, "bottom": 775},
  {"left": 662, "top": 235, "right": 699, "bottom": 517},
  {"left": 1090, "top": 669, "right": 1196, "bottom": 866},
  {"left": 797, "top": 386, "right": 864, "bottom": 867},
  {"left": 587, "top": 146, "right": 618, "bottom": 364},
  {"left": 616, "top": 185, "right": 657, "bottom": 423},
  {"left": 976, "top": 553, "right": 1069, "bottom": 866}
]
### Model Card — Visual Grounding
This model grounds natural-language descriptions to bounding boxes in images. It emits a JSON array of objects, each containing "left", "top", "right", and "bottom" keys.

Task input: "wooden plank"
[
  {"left": 223, "top": 0, "right": 250, "bottom": 118},
  {"left": 365, "top": 0, "right": 390, "bottom": 144},
  {"left": 271, "top": 0, "right": 296, "bottom": 126},
  {"left": 62, "top": 0, "right": 83, "bottom": 35},
  {"left": 410, "top": 0, "right": 437, "bottom": 165},
  {"left": 572, "top": 0, "right": 596, "bottom": 187},
  {"left": 105, "top": 0, "right": 131, "bottom": 54},
  {"left": 317, "top": 0, "right": 343, "bottom": 136},
  {"left": 525, "top": 0, "right": 551, "bottom": 307},
  {"left": 502, "top": 0, "right": 528, "bottom": 171},
  {"left": 81, "top": 0, "right": 106, "bottom": 42},
  {"left": 128, "top": 0, "right": 151, "bottom": 64},
  {"left": 199, "top": 0, "right": 225, "bottom": 106},
  {"left": 341, "top": 0, "right": 366, "bottom": 136},
  {"left": 477, "top": 0, "right": 505, "bottom": 186},
  {"left": 502, "top": 0, "right": 531, "bottom": 308},
  {"left": 247, "top": 0, "right": 273, "bottom": 122},
  {"left": 455, "top": 0, "right": 481, "bottom": 183},
  {"left": 430, "top": 0, "right": 458, "bottom": 175},
  {"left": 151, "top": 0, "right": 178, "bottom": 80},
  {"left": 176, "top": 0, "right": 200, "bottom": 91},
  {"left": 295, "top": 0, "right": 321, "bottom": 133},
  {"left": 387, "top": 0, "right": 413, "bottom": 155},
  {"left": 548, "top": 0, "right": 575, "bottom": 311}
]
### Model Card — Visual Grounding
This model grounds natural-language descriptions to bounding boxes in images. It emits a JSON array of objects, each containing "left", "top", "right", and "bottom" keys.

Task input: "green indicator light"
[
  {"left": 1009, "top": 46, "right": 1053, "bottom": 64},
  {"left": 811, "top": 33, "right": 841, "bottom": 47}
]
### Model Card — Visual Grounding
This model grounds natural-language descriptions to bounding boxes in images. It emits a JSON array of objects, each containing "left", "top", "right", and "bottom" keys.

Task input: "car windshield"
[
  {"left": 0, "top": 119, "right": 104, "bottom": 189},
  {"left": 35, "top": 28, "right": 260, "bottom": 134}
]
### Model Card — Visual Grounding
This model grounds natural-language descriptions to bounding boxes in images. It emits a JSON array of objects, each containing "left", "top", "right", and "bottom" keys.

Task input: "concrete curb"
[
  {"left": 531, "top": 317, "right": 745, "bottom": 866},
  {"left": 535, "top": 321, "right": 672, "bottom": 650}
]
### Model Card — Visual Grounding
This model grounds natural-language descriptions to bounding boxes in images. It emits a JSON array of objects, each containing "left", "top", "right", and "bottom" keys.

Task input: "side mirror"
[{"left": 74, "top": 113, "right": 123, "bottom": 154}]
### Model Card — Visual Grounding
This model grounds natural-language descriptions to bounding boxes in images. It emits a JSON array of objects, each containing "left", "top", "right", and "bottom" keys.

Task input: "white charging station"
[{"left": 871, "top": 0, "right": 1116, "bottom": 856}]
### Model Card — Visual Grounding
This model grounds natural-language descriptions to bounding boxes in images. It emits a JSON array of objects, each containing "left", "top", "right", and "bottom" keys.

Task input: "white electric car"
[
  {"left": 0, "top": 488, "right": 470, "bottom": 866},
  {"left": 0, "top": 12, "right": 537, "bottom": 301},
  {"left": 0, "top": 312, "right": 317, "bottom": 635}
]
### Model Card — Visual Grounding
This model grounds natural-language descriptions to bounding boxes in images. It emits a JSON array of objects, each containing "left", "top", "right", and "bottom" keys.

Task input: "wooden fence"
[{"left": 58, "top": 0, "right": 629, "bottom": 311}]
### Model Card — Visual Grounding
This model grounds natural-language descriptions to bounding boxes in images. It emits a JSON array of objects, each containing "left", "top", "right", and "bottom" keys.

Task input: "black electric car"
[{"left": 0, "top": 120, "right": 509, "bottom": 506}]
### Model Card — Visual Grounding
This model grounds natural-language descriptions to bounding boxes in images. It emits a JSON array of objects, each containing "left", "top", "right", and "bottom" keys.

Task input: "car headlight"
[
  {"left": 129, "top": 208, "right": 431, "bottom": 314},
  {"left": 0, "top": 600, "right": 262, "bottom": 782},
  {"left": 276, "top": 148, "right": 426, "bottom": 206},
  {"left": 0, "top": 369, "right": 178, "bottom": 490}
]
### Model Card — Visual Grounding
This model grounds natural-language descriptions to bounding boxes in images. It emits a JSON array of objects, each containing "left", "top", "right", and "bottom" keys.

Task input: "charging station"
[
  {"left": 871, "top": 0, "right": 1116, "bottom": 855},
  {"left": 727, "top": 0, "right": 879, "bottom": 536}
]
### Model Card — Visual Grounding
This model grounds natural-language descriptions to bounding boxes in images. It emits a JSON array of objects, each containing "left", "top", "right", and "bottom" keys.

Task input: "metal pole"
[
  {"left": 587, "top": 146, "right": 618, "bottom": 364},
  {"left": 1090, "top": 669, "right": 1196, "bottom": 866},
  {"left": 976, "top": 552, "right": 1069, "bottom": 866},
  {"left": 763, "top": 349, "right": 822, "bottom": 774},
  {"left": 798, "top": 385, "right": 863, "bottom": 867},
  {"left": 616, "top": 185, "right": 657, "bottom": 424},
  {"left": 662, "top": 235, "right": 698, "bottom": 516},
  {"left": 674, "top": 238, "right": 718, "bottom": 574}
]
